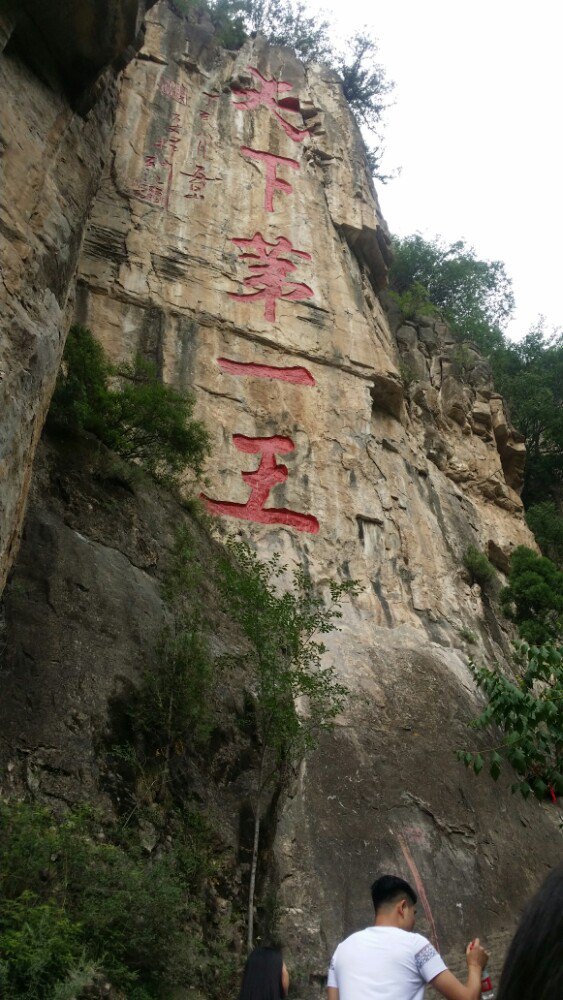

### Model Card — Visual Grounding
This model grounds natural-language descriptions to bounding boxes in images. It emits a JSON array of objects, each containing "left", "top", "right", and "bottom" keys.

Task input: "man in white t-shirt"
[{"left": 327, "top": 874, "right": 489, "bottom": 1000}]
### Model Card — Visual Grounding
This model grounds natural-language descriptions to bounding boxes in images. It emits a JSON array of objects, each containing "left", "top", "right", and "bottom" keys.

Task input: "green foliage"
[
  {"left": 458, "top": 640, "right": 563, "bottom": 800},
  {"left": 526, "top": 502, "right": 563, "bottom": 568},
  {"left": 452, "top": 344, "right": 475, "bottom": 383},
  {"left": 334, "top": 32, "right": 394, "bottom": 180},
  {"left": 389, "top": 234, "right": 514, "bottom": 353},
  {"left": 500, "top": 546, "right": 563, "bottom": 644},
  {"left": 0, "top": 801, "right": 217, "bottom": 998},
  {"left": 458, "top": 627, "right": 477, "bottom": 645},
  {"left": 463, "top": 545, "right": 496, "bottom": 589},
  {"left": 217, "top": 542, "right": 358, "bottom": 946},
  {"left": 398, "top": 362, "right": 417, "bottom": 392},
  {"left": 491, "top": 322, "right": 563, "bottom": 510},
  {"left": 218, "top": 0, "right": 332, "bottom": 60},
  {"left": 389, "top": 282, "right": 440, "bottom": 322},
  {"left": 48, "top": 325, "right": 210, "bottom": 485},
  {"left": 211, "top": 2, "right": 393, "bottom": 178},
  {"left": 0, "top": 895, "right": 82, "bottom": 999},
  {"left": 218, "top": 542, "right": 357, "bottom": 767}
]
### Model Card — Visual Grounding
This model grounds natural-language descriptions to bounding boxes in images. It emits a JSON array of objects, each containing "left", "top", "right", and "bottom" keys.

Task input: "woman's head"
[
  {"left": 496, "top": 862, "right": 563, "bottom": 1000},
  {"left": 239, "top": 946, "right": 289, "bottom": 1000}
]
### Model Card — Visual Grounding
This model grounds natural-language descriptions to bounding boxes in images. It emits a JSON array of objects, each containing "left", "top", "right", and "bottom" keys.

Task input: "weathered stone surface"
[
  {"left": 0, "top": 3, "right": 557, "bottom": 995},
  {"left": 0, "top": 0, "right": 149, "bottom": 594},
  {"left": 64, "top": 4, "right": 560, "bottom": 991}
]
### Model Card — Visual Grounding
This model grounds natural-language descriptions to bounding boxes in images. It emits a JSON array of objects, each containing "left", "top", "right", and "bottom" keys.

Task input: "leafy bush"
[
  {"left": 458, "top": 627, "right": 477, "bottom": 645},
  {"left": 218, "top": 0, "right": 332, "bottom": 60},
  {"left": 209, "top": 2, "right": 393, "bottom": 179},
  {"left": 48, "top": 325, "right": 210, "bottom": 485},
  {"left": 389, "top": 281, "right": 440, "bottom": 322},
  {"left": 463, "top": 545, "right": 496, "bottom": 589},
  {"left": 492, "top": 323, "right": 563, "bottom": 509},
  {"left": 458, "top": 641, "right": 563, "bottom": 800},
  {"left": 389, "top": 234, "right": 513, "bottom": 354},
  {"left": 526, "top": 502, "right": 563, "bottom": 568},
  {"left": 500, "top": 546, "right": 563, "bottom": 644},
  {"left": 0, "top": 799, "right": 241, "bottom": 998}
]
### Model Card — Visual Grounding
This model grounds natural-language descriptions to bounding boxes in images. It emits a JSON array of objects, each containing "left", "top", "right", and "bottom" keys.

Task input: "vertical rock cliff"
[
  {"left": 1, "top": 2, "right": 560, "bottom": 994},
  {"left": 0, "top": 0, "right": 151, "bottom": 592}
]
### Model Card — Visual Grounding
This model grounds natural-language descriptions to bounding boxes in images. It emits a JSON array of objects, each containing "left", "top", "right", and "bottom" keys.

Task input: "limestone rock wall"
[
  {"left": 0, "top": 0, "right": 151, "bottom": 593},
  {"left": 1, "top": 1, "right": 560, "bottom": 994},
  {"left": 68, "top": 4, "right": 562, "bottom": 991}
]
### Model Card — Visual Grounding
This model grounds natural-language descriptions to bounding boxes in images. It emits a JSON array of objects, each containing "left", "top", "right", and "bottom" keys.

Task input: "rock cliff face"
[
  {"left": 1, "top": 2, "right": 561, "bottom": 994},
  {"left": 0, "top": 0, "right": 151, "bottom": 593}
]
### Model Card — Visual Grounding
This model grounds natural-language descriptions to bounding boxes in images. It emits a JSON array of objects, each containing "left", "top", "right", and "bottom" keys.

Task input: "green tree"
[
  {"left": 458, "top": 641, "right": 563, "bottom": 801},
  {"left": 389, "top": 234, "right": 514, "bottom": 352},
  {"left": 215, "top": 0, "right": 332, "bottom": 60},
  {"left": 212, "top": 2, "right": 393, "bottom": 178},
  {"left": 218, "top": 542, "right": 357, "bottom": 948},
  {"left": 500, "top": 546, "right": 563, "bottom": 645},
  {"left": 491, "top": 322, "right": 563, "bottom": 509},
  {"left": 48, "top": 325, "right": 210, "bottom": 484},
  {"left": 334, "top": 31, "right": 394, "bottom": 181},
  {"left": 526, "top": 502, "right": 563, "bottom": 569}
]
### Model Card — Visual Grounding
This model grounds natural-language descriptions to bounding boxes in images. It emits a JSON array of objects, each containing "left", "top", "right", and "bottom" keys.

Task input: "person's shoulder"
[
  {"left": 408, "top": 934, "right": 441, "bottom": 966},
  {"left": 409, "top": 932, "right": 434, "bottom": 950},
  {"left": 337, "top": 928, "right": 373, "bottom": 950}
]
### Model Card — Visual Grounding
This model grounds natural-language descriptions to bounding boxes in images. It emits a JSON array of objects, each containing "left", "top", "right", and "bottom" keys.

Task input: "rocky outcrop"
[
  {"left": 0, "top": 3, "right": 559, "bottom": 996},
  {"left": 0, "top": 0, "right": 151, "bottom": 595}
]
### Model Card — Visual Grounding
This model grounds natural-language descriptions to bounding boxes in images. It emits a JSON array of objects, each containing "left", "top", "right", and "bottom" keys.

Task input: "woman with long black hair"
[
  {"left": 239, "top": 946, "right": 290, "bottom": 1000},
  {"left": 496, "top": 862, "right": 563, "bottom": 1000}
]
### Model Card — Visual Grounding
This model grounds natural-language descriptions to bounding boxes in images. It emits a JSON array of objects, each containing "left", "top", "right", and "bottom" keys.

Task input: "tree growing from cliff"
[
  {"left": 209, "top": 1, "right": 394, "bottom": 178},
  {"left": 48, "top": 325, "right": 210, "bottom": 485},
  {"left": 218, "top": 541, "right": 357, "bottom": 949},
  {"left": 459, "top": 640, "right": 563, "bottom": 802},
  {"left": 389, "top": 233, "right": 514, "bottom": 353},
  {"left": 216, "top": 0, "right": 332, "bottom": 60},
  {"left": 492, "top": 322, "right": 563, "bottom": 510},
  {"left": 500, "top": 546, "right": 563, "bottom": 646}
]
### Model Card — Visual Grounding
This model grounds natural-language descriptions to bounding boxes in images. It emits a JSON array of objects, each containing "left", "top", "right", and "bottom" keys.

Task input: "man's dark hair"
[{"left": 371, "top": 875, "right": 417, "bottom": 913}]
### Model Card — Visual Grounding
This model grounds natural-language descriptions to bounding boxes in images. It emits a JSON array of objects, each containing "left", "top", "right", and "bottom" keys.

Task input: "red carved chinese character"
[
  {"left": 133, "top": 152, "right": 172, "bottom": 208},
  {"left": 241, "top": 147, "right": 299, "bottom": 212},
  {"left": 201, "top": 435, "right": 318, "bottom": 533},
  {"left": 217, "top": 358, "right": 315, "bottom": 385},
  {"left": 228, "top": 232, "right": 313, "bottom": 322},
  {"left": 181, "top": 164, "right": 220, "bottom": 199},
  {"left": 232, "top": 67, "right": 310, "bottom": 143},
  {"left": 159, "top": 78, "right": 188, "bottom": 105}
]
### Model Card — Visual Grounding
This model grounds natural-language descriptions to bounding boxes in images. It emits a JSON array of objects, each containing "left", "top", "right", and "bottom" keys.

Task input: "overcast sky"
[{"left": 305, "top": 0, "right": 561, "bottom": 341}]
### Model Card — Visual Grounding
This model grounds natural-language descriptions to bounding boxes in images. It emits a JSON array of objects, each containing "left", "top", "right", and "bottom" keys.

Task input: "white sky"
[{"left": 305, "top": 0, "right": 562, "bottom": 341}]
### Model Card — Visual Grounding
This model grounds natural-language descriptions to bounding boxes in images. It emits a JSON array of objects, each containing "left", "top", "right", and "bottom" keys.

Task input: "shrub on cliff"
[
  {"left": 208, "top": 1, "right": 395, "bottom": 179},
  {"left": 459, "top": 640, "right": 563, "bottom": 801},
  {"left": 389, "top": 233, "right": 513, "bottom": 353},
  {"left": 492, "top": 322, "right": 563, "bottom": 510},
  {"left": 526, "top": 502, "right": 563, "bottom": 569},
  {"left": 0, "top": 801, "right": 229, "bottom": 998},
  {"left": 463, "top": 545, "right": 497, "bottom": 590},
  {"left": 500, "top": 546, "right": 563, "bottom": 645},
  {"left": 48, "top": 325, "right": 210, "bottom": 485}
]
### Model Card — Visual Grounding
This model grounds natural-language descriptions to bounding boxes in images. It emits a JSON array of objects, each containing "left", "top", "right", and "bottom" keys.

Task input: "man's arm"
[
  {"left": 327, "top": 988, "right": 339, "bottom": 1000},
  {"left": 430, "top": 939, "right": 489, "bottom": 1000}
]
